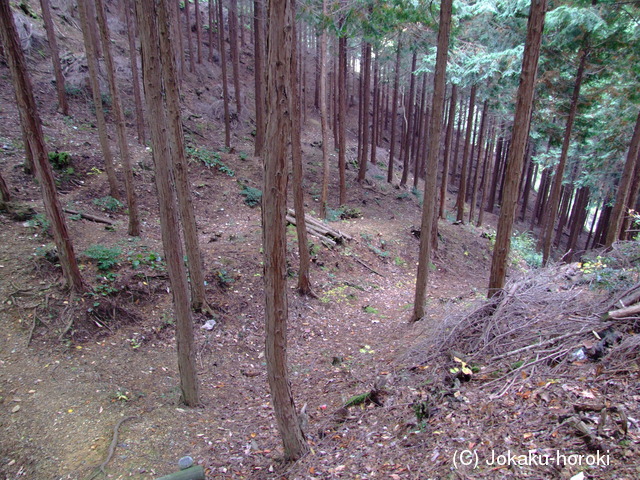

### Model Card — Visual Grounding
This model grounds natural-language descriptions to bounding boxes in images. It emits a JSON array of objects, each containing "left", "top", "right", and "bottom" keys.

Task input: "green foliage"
[
  {"left": 47, "top": 151, "right": 71, "bottom": 170},
  {"left": 215, "top": 269, "right": 235, "bottom": 288},
  {"left": 510, "top": 231, "right": 542, "bottom": 268},
  {"left": 127, "top": 248, "right": 165, "bottom": 271},
  {"left": 326, "top": 205, "right": 363, "bottom": 222},
  {"left": 27, "top": 213, "right": 51, "bottom": 236},
  {"left": 362, "top": 305, "right": 378, "bottom": 314},
  {"left": 239, "top": 185, "right": 262, "bottom": 207},
  {"left": 92, "top": 196, "right": 124, "bottom": 212},
  {"left": 187, "top": 146, "right": 234, "bottom": 176},
  {"left": 83, "top": 244, "right": 122, "bottom": 271}
]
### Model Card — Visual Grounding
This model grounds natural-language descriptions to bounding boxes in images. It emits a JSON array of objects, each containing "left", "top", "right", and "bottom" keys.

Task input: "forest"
[{"left": 0, "top": 0, "right": 639, "bottom": 478}]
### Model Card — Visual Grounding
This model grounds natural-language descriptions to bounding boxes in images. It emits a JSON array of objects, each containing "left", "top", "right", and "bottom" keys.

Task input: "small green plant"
[
  {"left": 127, "top": 249, "right": 165, "bottom": 271},
  {"left": 48, "top": 151, "right": 71, "bottom": 170},
  {"left": 239, "top": 185, "right": 262, "bottom": 207},
  {"left": 27, "top": 213, "right": 51, "bottom": 236},
  {"left": 83, "top": 244, "right": 122, "bottom": 271},
  {"left": 359, "top": 344, "right": 375, "bottom": 354},
  {"left": 308, "top": 241, "right": 321, "bottom": 257},
  {"left": 64, "top": 84, "right": 84, "bottom": 97},
  {"left": 362, "top": 305, "right": 378, "bottom": 314},
  {"left": 215, "top": 269, "right": 235, "bottom": 288},
  {"left": 113, "top": 390, "right": 130, "bottom": 402},
  {"left": 92, "top": 196, "right": 124, "bottom": 212},
  {"left": 187, "top": 147, "right": 234, "bottom": 176},
  {"left": 510, "top": 231, "right": 542, "bottom": 268},
  {"left": 394, "top": 256, "right": 406, "bottom": 267},
  {"left": 238, "top": 151, "right": 248, "bottom": 160}
]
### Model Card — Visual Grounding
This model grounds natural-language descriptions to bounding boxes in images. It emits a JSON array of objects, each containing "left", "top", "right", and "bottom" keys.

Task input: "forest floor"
[{"left": 1, "top": 7, "right": 640, "bottom": 479}]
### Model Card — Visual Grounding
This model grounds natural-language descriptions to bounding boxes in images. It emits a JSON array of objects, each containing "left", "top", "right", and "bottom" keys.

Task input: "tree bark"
[
  {"left": 469, "top": 99, "right": 488, "bottom": 223},
  {"left": 217, "top": 0, "right": 231, "bottom": 148},
  {"left": 439, "top": 84, "right": 457, "bottom": 219},
  {"left": 95, "top": 0, "right": 141, "bottom": 237},
  {"left": 540, "top": 47, "right": 588, "bottom": 264},
  {"left": 337, "top": 34, "right": 347, "bottom": 204},
  {"left": 229, "top": 0, "right": 242, "bottom": 115},
  {"left": 357, "top": 41, "right": 371, "bottom": 183},
  {"left": 263, "top": 0, "right": 309, "bottom": 459},
  {"left": 184, "top": 0, "right": 195, "bottom": 72},
  {"left": 476, "top": 125, "right": 495, "bottom": 227},
  {"left": 194, "top": 0, "right": 203, "bottom": 63},
  {"left": 605, "top": 110, "right": 640, "bottom": 246},
  {"left": 0, "top": 169, "right": 10, "bottom": 205},
  {"left": 39, "top": 0, "right": 68, "bottom": 116},
  {"left": 123, "top": 0, "right": 146, "bottom": 145},
  {"left": 136, "top": 0, "right": 199, "bottom": 407},
  {"left": 488, "top": 0, "right": 546, "bottom": 297},
  {"left": 156, "top": 0, "right": 209, "bottom": 312},
  {"left": 319, "top": 1, "right": 330, "bottom": 218},
  {"left": 0, "top": 0, "right": 85, "bottom": 293},
  {"left": 412, "top": 0, "right": 452, "bottom": 322},
  {"left": 289, "top": 10, "right": 312, "bottom": 295},
  {"left": 253, "top": 0, "right": 265, "bottom": 156},
  {"left": 455, "top": 84, "right": 476, "bottom": 222},
  {"left": 387, "top": 39, "right": 401, "bottom": 183},
  {"left": 400, "top": 52, "right": 417, "bottom": 187},
  {"left": 77, "top": 0, "right": 120, "bottom": 200}
]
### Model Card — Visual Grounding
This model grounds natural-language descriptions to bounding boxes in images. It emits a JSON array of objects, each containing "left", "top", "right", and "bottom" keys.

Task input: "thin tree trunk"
[
  {"left": 77, "top": 0, "right": 120, "bottom": 200},
  {"left": 290, "top": 10, "right": 312, "bottom": 295},
  {"left": 319, "top": 0, "right": 330, "bottom": 218},
  {"left": 487, "top": 124, "right": 504, "bottom": 213},
  {"left": 412, "top": 0, "right": 452, "bottom": 322},
  {"left": 136, "top": 0, "right": 199, "bottom": 407},
  {"left": 414, "top": 74, "right": 428, "bottom": 188},
  {"left": 184, "top": 0, "right": 195, "bottom": 71},
  {"left": 39, "top": 0, "right": 68, "bottom": 115},
  {"left": 357, "top": 41, "right": 371, "bottom": 182},
  {"left": 0, "top": 1, "right": 85, "bottom": 293},
  {"left": 229, "top": 0, "right": 242, "bottom": 115},
  {"left": 157, "top": 0, "right": 209, "bottom": 313},
  {"left": 194, "top": 0, "right": 203, "bottom": 63},
  {"left": 217, "top": 0, "right": 231, "bottom": 147},
  {"left": 439, "top": 84, "right": 457, "bottom": 218},
  {"left": 387, "top": 39, "right": 401, "bottom": 183},
  {"left": 124, "top": 0, "right": 146, "bottom": 145},
  {"left": 488, "top": 0, "right": 546, "bottom": 296},
  {"left": 263, "top": 0, "right": 309, "bottom": 458},
  {"left": 455, "top": 85, "right": 476, "bottom": 222},
  {"left": 0, "top": 169, "right": 10, "bottom": 204},
  {"left": 253, "top": 0, "right": 265, "bottom": 155},
  {"left": 585, "top": 202, "right": 599, "bottom": 250},
  {"left": 337, "top": 34, "right": 347, "bottom": 204},
  {"left": 477, "top": 128, "right": 495, "bottom": 227},
  {"left": 605, "top": 110, "right": 640, "bottom": 246},
  {"left": 519, "top": 148, "right": 535, "bottom": 221},
  {"left": 619, "top": 150, "right": 640, "bottom": 240},
  {"left": 553, "top": 185, "right": 573, "bottom": 247},
  {"left": 566, "top": 186, "right": 589, "bottom": 257},
  {"left": 540, "top": 47, "right": 588, "bottom": 265},
  {"left": 173, "top": 0, "right": 185, "bottom": 79},
  {"left": 469, "top": 99, "right": 488, "bottom": 223},
  {"left": 369, "top": 56, "right": 379, "bottom": 165},
  {"left": 95, "top": 0, "right": 141, "bottom": 236},
  {"left": 400, "top": 52, "right": 417, "bottom": 187}
]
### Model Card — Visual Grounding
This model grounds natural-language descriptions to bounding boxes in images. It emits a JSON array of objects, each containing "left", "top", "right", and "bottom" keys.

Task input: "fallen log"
[
  {"left": 286, "top": 209, "right": 352, "bottom": 247},
  {"left": 63, "top": 208, "right": 114, "bottom": 225},
  {"left": 603, "top": 303, "right": 640, "bottom": 320}
]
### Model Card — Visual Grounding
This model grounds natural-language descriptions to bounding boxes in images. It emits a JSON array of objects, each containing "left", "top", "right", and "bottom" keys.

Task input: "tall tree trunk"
[
  {"left": 357, "top": 41, "right": 371, "bottom": 183},
  {"left": 487, "top": 124, "right": 505, "bottom": 213},
  {"left": 319, "top": 0, "right": 330, "bottom": 218},
  {"left": 519, "top": 148, "right": 535, "bottom": 221},
  {"left": 217, "top": 0, "right": 232, "bottom": 147},
  {"left": 412, "top": 0, "right": 452, "bottom": 322},
  {"left": 0, "top": 0, "right": 85, "bottom": 293},
  {"left": 450, "top": 95, "right": 466, "bottom": 187},
  {"left": 400, "top": 52, "right": 417, "bottom": 187},
  {"left": 369, "top": 56, "right": 379, "bottom": 165},
  {"left": 469, "top": 99, "right": 488, "bottom": 223},
  {"left": 95, "top": 0, "right": 141, "bottom": 237},
  {"left": 124, "top": 0, "right": 146, "bottom": 145},
  {"left": 476, "top": 128, "right": 495, "bottom": 227},
  {"left": 566, "top": 186, "right": 589, "bottom": 257},
  {"left": 173, "top": 0, "right": 185, "bottom": 79},
  {"left": 540, "top": 47, "right": 588, "bottom": 265},
  {"left": 488, "top": 0, "right": 546, "bottom": 297},
  {"left": 39, "top": 0, "right": 68, "bottom": 115},
  {"left": 156, "top": 0, "right": 209, "bottom": 312},
  {"left": 619, "top": 150, "right": 640, "bottom": 240},
  {"left": 553, "top": 184, "right": 573, "bottom": 247},
  {"left": 253, "top": 0, "right": 265, "bottom": 156},
  {"left": 455, "top": 85, "right": 476, "bottom": 222},
  {"left": 289, "top": 9, "right": 312, "bottom": 295},
  {"left": 387, "top": 39, "right": 401, "bottom": 183},
  {"left": 439, "top": 84, "right": 457, "bottom": 218},
  {"left": 77, "top": 0, "right": 120, "bottom": 200},
  {"left": 263, "top": 0, "right": 309, "bottom": 459},
  {"left": 605, "top": 110, "right": 640, "bottom": 246},
  {"left": 229, "top": 0, "right": 242, "bottom": 115},
  {"left": 0, "top": 169, "right": 10, "bottom": 205},
  {"left": 194, "top": 0, "right": 203, "bottom": 63},
  {"left": 136, "top": 0, "right": 199, "bottom": 407},
  {"left": 414, "top": 74, "right": 429, "bottom": 188},
  {"left": 184, "top": 0, "right": 195, "bottom": 71},
  {"left": 337, "top": 34, "right": 347, "bottom": 204}
]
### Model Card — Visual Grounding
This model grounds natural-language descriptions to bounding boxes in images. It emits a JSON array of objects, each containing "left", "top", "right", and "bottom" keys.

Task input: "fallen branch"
[
  {"left": 86, "top": 416, "right": 138, "bottom": 480},
  {"left": 354, "top": 257, "right": 384, "bottom": 277},
  {"left": 603, "top": 303, "right": 640, "bottom": 320},
  {"left": 63, "top": 208, "right": 114, "bottom": 225}
]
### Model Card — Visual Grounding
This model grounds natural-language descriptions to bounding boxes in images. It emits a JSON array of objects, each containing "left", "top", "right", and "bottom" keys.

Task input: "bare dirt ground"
[{"left": 1, "top": 5, "right": 639, "bottom": 479}]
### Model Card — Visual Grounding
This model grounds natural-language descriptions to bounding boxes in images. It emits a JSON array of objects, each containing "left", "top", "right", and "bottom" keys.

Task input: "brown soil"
[{"left": 1, "top": 4, "right": 638, "bottom": 480}]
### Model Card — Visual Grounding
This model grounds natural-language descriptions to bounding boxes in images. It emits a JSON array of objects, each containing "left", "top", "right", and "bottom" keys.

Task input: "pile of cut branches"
[
  {"left": 286, "top": 208, "right": 353, "bottom": 248},
  {"left": 406, "top": 249, "right": 640, "bottom": 396}
]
